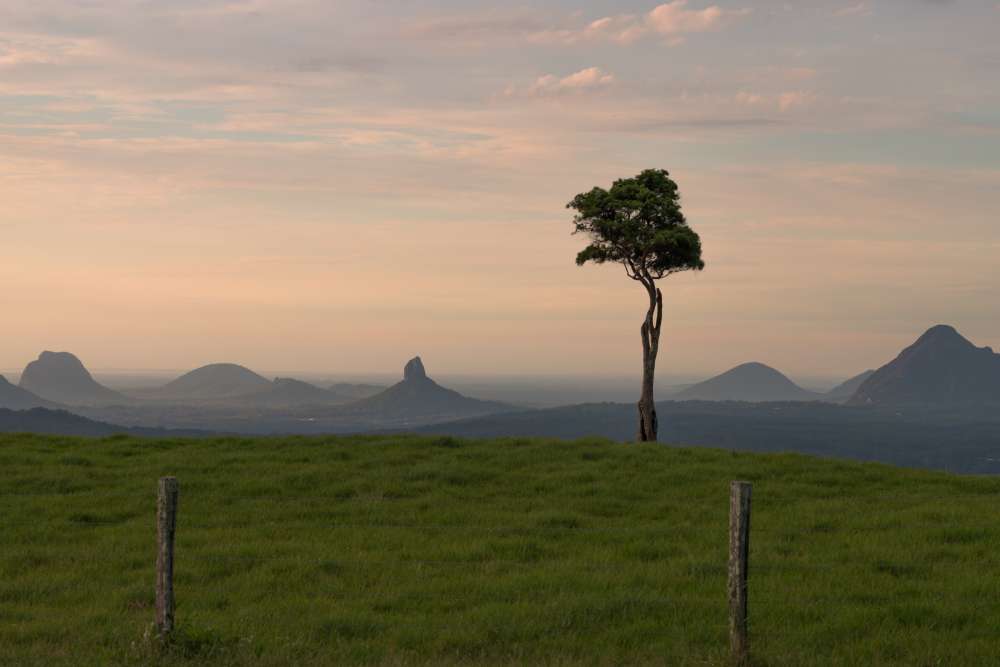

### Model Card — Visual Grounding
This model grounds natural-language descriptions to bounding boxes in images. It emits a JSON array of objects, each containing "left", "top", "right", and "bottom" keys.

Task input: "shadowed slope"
[
  {"left": 0, "top": 375, "right": 58, "bottom": 410},
  {"left": 0, "top": 407, "right": 212, "bottom": 436},
  {"left": 251, "top": 378, "right": 339, "bottom": 407},
  {"left": 825, "top": 370, "right": 876, "bottom": 402},
  {"left": 328, "top": 382, "right": 386, "bottom": 400}
]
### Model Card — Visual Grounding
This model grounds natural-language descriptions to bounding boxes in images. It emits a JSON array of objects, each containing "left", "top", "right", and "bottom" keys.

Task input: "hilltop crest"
[{"left": 675, "top": 362, "right": 819, "bottom": 402}]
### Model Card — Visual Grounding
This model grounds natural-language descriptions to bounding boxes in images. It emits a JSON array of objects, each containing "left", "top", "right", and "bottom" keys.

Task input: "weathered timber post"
[
  {"left": 156, "top": 476, "right": 179, "bottom": 638},
  {"left": 728, "top": 481, "right": 752, "bottom": 666}
]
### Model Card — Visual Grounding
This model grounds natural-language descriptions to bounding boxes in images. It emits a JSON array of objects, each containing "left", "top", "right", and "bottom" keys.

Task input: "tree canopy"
[{"left": 568, "top": 169, "right": 704, "bottom": 283}]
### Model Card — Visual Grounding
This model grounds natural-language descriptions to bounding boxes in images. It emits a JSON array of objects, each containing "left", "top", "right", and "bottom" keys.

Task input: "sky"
[{"left": 2, "top": 0, "right": 999, "bottom": 380}]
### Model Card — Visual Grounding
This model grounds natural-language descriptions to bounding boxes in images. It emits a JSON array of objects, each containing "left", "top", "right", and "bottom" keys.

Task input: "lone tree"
[{"left": 569, "top": 169, "right": 704, "bottom": 441}]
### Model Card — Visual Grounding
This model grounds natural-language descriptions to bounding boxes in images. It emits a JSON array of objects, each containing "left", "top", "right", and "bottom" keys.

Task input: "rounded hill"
[
  {"left": 675, "top": 362, "right": 819, "bottom": 402},
  {"left": 156, "top": 363, "right": 272, "bottom": 400}
]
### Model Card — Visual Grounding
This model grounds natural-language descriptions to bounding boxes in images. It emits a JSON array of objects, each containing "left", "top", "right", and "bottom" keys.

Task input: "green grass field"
[{"left": 2, "top": 433, "right": 999, "bottom": 666}]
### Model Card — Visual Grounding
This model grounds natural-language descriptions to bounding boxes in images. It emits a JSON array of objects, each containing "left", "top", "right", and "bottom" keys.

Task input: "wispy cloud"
[
  {"left": 400, "top": 2, "right": 749, "bottom": 48},
  {"left": 529, "top": 1, "right": 750, "bottom": 46},
  {"left": 504, "top": 67, "right": 616, "bottom": 98}
]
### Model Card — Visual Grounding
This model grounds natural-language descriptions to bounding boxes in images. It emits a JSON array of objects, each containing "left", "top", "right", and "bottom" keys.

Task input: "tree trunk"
[
  {"left": 637, "top": 284, "right": 663, "bottom": 441},
  {"left": 637, "top": 356, "right": 657, "bottom": 441}
]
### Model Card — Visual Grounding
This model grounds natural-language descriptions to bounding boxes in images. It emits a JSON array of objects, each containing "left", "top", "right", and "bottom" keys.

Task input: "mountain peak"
[
  {"left": 848, "top": 325, "right": 1000, "bottom": 405},
  {"left": 731, "top": 362, "right": 777, "bottom": 374},
  {"left": 915, "top": 324, "right": 971, "bottom": 347},
  {"left": 18, "top": 351, "right": 123, "bottom": 406},
  {"left": 404, "top": 357, "right": 427, "bottom": 382}
]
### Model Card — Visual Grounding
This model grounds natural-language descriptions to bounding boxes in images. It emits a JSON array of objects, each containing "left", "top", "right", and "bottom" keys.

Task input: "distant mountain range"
[
  {"left": 2, "top": 324, "right": 996, "bottom": 434},
  {"left": 662, "top": 325, "right": 998, "bottom": 407},
  {"left": 1, "top": 355, "right": 513, "bottom": 433},
  {"left": 849, "top": 325, "right": 1000, "bottom": 406},
  {"left": 140, "top": 363, "right": 384, "bottom": 406},
  {"left": 3, "top": 324, "right": 1000, "bottom": 475}
]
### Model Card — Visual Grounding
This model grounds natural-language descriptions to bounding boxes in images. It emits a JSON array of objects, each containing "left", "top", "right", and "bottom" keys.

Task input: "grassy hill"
[{"left": 2, "top": 434, "right": 999, "bottom": 666}]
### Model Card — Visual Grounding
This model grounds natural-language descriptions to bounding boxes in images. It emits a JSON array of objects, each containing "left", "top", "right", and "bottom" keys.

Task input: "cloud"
[
  {"left": 505, "top": 67, "right": 615, "bottom": 97},
  {"left": 646, "top": 1, "right": 730, "bottom": 35},
  {"left": 530, "top": 1, "right": 749, "bottom": 46},
  {"left": 404, "top": 2, "right": 748, "bottom": 48},
  {"left": 529, "top": 15, "right": 646, "bottom": 45},
  {"left": 548, "top": 67, "right": 615, "bottom": 90}
]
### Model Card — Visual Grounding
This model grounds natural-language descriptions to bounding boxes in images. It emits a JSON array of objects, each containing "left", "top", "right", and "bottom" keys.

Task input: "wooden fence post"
[
  {"left": 728, "top": 481, "right": 752, "bottom": 665},
  {"left": 156, "top": 476, "right": 179, "bottom": 638}
]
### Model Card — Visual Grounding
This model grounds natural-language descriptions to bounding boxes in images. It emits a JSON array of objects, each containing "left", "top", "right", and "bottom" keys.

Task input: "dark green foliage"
[
  {"left": 2, "top": 433, "right": 1000, "bottom": 665},
  {"left": 569, "top": 169, "right": 704, "bottom": 279}
]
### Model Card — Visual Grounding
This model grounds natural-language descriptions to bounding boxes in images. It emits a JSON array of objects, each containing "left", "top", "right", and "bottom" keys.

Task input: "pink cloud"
[
  {"left": 647, "top": 1, "right": 728, "bottom": 35},
  {"left": 505, "top": 67, "right": 615, "bottom": 97},
  {"left": 529, "top": 1, "right": 749, "bottom": 46}
]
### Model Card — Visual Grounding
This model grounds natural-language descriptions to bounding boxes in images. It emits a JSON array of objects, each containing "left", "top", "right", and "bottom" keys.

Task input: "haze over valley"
[{"left": 4, "top": 324, "right": 999, "bottom": 474}]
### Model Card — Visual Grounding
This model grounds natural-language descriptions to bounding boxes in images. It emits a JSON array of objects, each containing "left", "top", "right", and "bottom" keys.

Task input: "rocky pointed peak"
[{"left": 403, "top": 357, "right": 427, "bottom": 382}]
